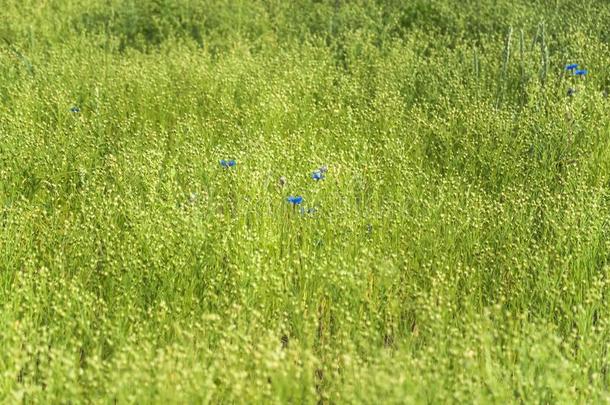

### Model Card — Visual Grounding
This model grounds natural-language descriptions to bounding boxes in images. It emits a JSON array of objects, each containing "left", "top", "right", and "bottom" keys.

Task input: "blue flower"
[
  {"left": 565, "top": 63, "right": 578, "bottom": 71},
  {"left": 574, "top": 69, "right": 588, "bottom": 76},
  {"left": 219, "top": 159, "right": 237, "bottom": 168},
  {"left": 311, "top": 170, "right": 324, "bottom": 181},
  {"left": 70, "top": 106, "right": 80, "bottom": 113},
  {"left": 287, "top": 196, "right": 303, "bottom": 205}
]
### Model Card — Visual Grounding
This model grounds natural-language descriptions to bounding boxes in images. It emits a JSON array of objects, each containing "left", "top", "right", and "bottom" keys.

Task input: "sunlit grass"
[{"left": 1, "top": 0, "right": 610, "bottom": 403}]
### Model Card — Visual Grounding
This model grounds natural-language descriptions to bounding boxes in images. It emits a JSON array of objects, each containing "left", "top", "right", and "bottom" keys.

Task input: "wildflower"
[
  {"left": 219, "top": 159, "right": 237, "bottom": 168},
  {"left": 567, "top": 88, "right": 576, "bottom": 97},
  {"left": 279, "top": 176, "right": 287, "bottom": 187},
  {"left": 70, "top": 106, "right": 80, "bottom": 113},
  {"left": 565, "top": 63, "right": 578, "bottom": 71},
  {"left": 311, "top": 170, "right": 324, "bottom": 181},
  {"left": 574, "top": 69, "right": 588, "bottom": 76},
  {"left": 286, "top": 196, "right": 303, "bottom": 205}
]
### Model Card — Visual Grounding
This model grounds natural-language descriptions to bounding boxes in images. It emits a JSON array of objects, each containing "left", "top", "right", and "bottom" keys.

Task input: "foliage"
[{"left": 1, "top": 0, "right": 610, "bottom": 403}]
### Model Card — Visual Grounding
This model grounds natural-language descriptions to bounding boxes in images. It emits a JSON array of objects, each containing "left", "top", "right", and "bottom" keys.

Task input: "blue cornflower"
[
  {"left": 565, "top": 63, "right": 578, "bottom": 71},
  {"left": 70, "top": 106, "right": 80, "bottom": 113},
  {"left": 311, "top": 170, "right": 324, "bottom": 181},
  {"left": 287, "top": 196, "right": 303, "bottom": 205},
  {"left": 574, "top": 69, "right": 588, "bottom": 76},
  {"left": 219, "top": 159, "right": 237, "bottom": 168}
]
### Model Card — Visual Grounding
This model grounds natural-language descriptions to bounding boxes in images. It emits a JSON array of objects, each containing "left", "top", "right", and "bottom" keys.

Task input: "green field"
[{"left": 2, "top": 1, "right": 610, "bottom": 403}]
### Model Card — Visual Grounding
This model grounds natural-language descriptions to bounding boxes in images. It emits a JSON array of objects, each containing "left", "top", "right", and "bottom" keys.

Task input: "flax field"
[{"left": 2, "top": 0, "right": 610, "bottom": 403}]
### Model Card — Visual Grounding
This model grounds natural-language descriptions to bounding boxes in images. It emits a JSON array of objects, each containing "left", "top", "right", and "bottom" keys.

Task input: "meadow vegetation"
[{"left": 2, "top": 0, "right": 610, "bottom": 403}]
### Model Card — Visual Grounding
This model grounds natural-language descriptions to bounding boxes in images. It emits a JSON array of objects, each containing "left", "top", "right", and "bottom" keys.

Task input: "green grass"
[{"left": 1, "top": 0, "right": 610, "bottom": 403}]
